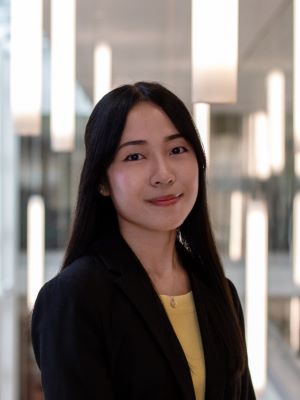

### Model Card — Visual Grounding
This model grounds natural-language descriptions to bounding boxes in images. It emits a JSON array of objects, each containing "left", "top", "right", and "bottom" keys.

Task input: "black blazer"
[{"left": 31, "top": 232, "right": 256, "bottom": 399}]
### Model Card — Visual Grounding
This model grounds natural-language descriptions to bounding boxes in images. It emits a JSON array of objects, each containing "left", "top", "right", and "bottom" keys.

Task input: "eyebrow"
[{"left": 117, "top": 133, "right": 184, "bottom": 152}]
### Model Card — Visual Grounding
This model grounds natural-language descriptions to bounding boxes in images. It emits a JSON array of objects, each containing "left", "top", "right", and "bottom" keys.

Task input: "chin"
[{"left": 146, "top": 219, "right": 186, "bottom": 233}]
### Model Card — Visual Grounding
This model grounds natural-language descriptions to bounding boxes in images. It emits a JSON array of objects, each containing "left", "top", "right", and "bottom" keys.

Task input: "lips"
[
  {"left": 147, "top": 193, "right": 183, "bottom": 206},
  {"left": 150, "top": 194, "right": 180, "bottom": 201}
]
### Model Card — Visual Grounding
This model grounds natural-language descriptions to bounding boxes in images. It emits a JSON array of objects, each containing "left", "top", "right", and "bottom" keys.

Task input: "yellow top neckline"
[
  {"left": 159, "top": 290, "right": 192, "bottom": 299},
  {"left": 158, "top": 291, "right": 194, "bottom": 313}
]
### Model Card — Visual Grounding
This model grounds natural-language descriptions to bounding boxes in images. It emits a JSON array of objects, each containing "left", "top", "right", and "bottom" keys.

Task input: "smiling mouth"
[{"left": 147, "top": 193, "right": 183, "bottom": 206}]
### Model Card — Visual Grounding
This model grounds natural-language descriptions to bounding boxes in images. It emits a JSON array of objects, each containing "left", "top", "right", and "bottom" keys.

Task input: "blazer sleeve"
[
  {"left": 31, "top": 273, "right": 114, "bottom": 400},
  {"left": 227, "top": 279, "right": 257, "bottom": 400}
]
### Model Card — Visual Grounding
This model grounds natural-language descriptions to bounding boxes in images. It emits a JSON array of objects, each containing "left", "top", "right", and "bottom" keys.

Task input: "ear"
[{"left": 98, "top": 183, "right": 110, "bottom": 197}]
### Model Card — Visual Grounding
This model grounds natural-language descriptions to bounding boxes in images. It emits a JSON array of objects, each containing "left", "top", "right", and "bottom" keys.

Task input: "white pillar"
[
  {"left": 293, "top": 192, "right": 300, "bottom": 285},
  {"left": 51, "top": 0, "right": 76, "bottom": 151},
  {"left": 229, "top": 191, "right": 243, "bottom": 261},
  {"left": 191, "top": 0, "right": 239, "bottom": 103},
  {"left": 266, "top": 70, "right": 285, "bottom": 174},
  {"left": 93, "top": 42, "right": 112, "bottom": 105},
  {"left": 245, "top": 199, "right": 268, "bottom": 395},
  {"left": 193, "top": 103, "right": 210, "bottom": 165},
  {"left": 294, "top": 0, "right": 300, "bottom": 176},
  {"left": 290, "top": 297, "right": 300, "bottom": 352},
  {"left": 0, "top": 39, "right": 19, "bottom": 400},
  {"left": 27, "top": 195, "right": 45, "bottom": 309}
]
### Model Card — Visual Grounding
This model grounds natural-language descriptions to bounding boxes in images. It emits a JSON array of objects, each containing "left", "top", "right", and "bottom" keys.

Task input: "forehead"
[{"left": 120, "top": 101, "right": 177, "bottom": 141}]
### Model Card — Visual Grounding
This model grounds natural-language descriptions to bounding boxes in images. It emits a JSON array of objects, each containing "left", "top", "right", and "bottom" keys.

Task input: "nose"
[{"left": 150, "top": 158, "right": 176, "bottom": 187}]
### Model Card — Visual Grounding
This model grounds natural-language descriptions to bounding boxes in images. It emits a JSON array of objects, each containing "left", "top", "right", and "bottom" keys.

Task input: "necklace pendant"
[{"left": 170, "top": 297, "right": 177, "bottom": 308}]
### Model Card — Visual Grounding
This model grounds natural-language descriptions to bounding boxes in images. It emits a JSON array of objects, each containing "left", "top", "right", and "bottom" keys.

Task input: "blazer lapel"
[{"left": 91, "top": 233, "right": 196, "bottom": 400}]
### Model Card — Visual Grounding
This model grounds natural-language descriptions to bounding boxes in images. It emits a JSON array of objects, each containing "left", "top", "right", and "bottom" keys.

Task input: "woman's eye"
[
  {"left": 124, "top": 153, "right": 144, "bottom": 161},
  {"left": 171, "top": 146, "right": 188, "bottom": 155}
]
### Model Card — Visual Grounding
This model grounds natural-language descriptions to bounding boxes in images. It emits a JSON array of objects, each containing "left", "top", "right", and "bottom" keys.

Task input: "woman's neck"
[
  {"left": 119, "top": 225, "right": 179, "bottom": 278},
  {"left": 119, "top": 225, "right": 191, "bottom": 296}
]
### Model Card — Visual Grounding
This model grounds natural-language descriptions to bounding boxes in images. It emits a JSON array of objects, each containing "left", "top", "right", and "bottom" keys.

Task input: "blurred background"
[{"left": 0, "top": 0, "right": 300, "bottom": 399}]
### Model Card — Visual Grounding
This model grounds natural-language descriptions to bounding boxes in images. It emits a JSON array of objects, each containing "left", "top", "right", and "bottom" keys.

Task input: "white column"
[
  {"left": 193, "top": 103, "right": 210, "bottom": 165},
  {"left": 290, "top": 297, "right": 300, "bottom": 352},
  {"left": 10, "top": 0, "right": 42, "bottom": 135},
  {"left": 294, "top": 0, "right": 300, "bottom": 175},
  {"left": 247, "top": 112, "right": 271, "bottom": 180},
  {"left": 245, "top": 199, "right": 268, "bottom": 395},
  {"left": 229, "top": 191, "right": 243, "bottom": 261},
  {"left": 192, "top": 0, "right": 239, "bottom": 103},
  {"left": 27, "top": 195, "right": 45, "bottom": 309},
  {"left": 293, "top": 192, "right": 300, "bottom": 285},
  {"left": 0, "top": 40, "right": 19, "bottom": 400},
  {"left": 51, "top": 0, "right": 76, "bottom": 151},
  {"left": 266, "top": 70, "right": 285, "bottom": 174},
  {"left": 93, "top": 42, "right": 112, "bottom": 105}
]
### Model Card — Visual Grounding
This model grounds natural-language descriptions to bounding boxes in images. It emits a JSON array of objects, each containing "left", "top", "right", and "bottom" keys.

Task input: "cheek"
[
  {"left": 107, "top": 167, "right": 140, "bottom": 203},
  {"left": 108, "top": 172, "right": 127, "bottom": 199},
  {"left": 183, "top": 159, "right": 199, "bottom": 190}
]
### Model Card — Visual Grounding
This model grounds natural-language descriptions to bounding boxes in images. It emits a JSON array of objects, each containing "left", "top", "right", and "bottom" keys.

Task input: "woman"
[{"left": 31, "top": 82, "right": 256, "bottom": 399}]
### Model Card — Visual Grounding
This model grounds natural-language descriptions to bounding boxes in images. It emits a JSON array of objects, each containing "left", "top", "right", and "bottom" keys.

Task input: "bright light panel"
[
  {"left": 193, "top": 103, "right": 210, "bottom": 165},
  {"left": 27, "top": 195, "right": 45, "bottom": 309},
  {"left": 290, "top": 297, "right": 300, "bottom": 352},
  {"left": 229, "top": 191, "right": 243, "bottom": 261},
  {"left": 293, "top": 192, "right": 300, "bottom": 285},
  {"left": 93, "top": 43, "right": 112, "bottom": 105},
  {"left": 10, "top": 0, "right": 42, "bottom": 135},
  {"left": 266, "top": 70, "right": 285, "bottom": 174},
  {"left": 245, "top": 199, "right": 268, "bottom": 394},
  {"left": 248, "top": 112, "right": 271, "bottom": 179},
  {"left": 295, "top": 153, "right": 300, "bottom": 176},
  {"left": 192, "top": 0, "right": 238, "bottom": 103},
  {"left": 294, "top": 0, "right": 300, "bottom": 175},
  {"left": 50, "top": 0, "right": 76, "bottom": 151}
]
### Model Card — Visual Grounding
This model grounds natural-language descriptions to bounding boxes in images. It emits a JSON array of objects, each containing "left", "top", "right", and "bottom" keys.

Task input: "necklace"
[
  {"left": 149, "top": 269, "right": 178, "bottom": 308},
  {"left": 170, "top": 296, "right": 177, "bottom": 308},
  {"left": 169, "top": 268, "right": 177, "bottom": 308}
]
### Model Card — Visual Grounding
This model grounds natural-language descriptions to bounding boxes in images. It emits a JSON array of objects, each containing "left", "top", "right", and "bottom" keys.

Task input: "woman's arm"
[{"left": 31, "top": 271, "right": 114, "bottom": 400}]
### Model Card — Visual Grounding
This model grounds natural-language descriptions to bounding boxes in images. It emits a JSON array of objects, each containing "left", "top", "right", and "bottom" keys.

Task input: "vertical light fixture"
[
  {"left": 294, "top": 0, "right": 300, "bottom": 175},
  {"left": 192, "top": 0, "right": 239, "bottom": 103},
  {"left": 229, "top": 191, "right": 243, "bottom": 261},
  {"left": 93, "top": 42, "right": 112, "bottom": 105},
  {"left": 10, "top": 0, "right": 42, "bottom": 135},
  {"left": 245, "top": 199, "right": 268, "bottom": 394},
  {"left": 27, "top": 195, "right": 45, "bottom": 309},
  {"left": 193, "top": 103, "right": 210, "bottom": 165},
  {"left": 248, "top": 112, "right": 271, "bottom": 180},
  {"left": 290, "top": 297, "right": 300, "bottom": 352},
  {"left": 266, "top": 70, "right": 285, "bottom": 174},
  {"left": 293, "top": 192, "right": 300, "bottom": 285},
  {"left": 51, "top": 0, "right": 76, "bottom": 151}
]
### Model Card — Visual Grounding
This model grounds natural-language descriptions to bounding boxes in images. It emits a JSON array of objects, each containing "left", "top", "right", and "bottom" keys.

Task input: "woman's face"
[{"left": 102, "top": 101, "right": 199, "bottom": 236}]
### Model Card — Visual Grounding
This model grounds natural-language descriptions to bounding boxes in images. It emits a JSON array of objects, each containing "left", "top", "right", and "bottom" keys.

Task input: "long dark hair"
[{"left": 62, "top": 81, "right": 246, "bottom": 378}]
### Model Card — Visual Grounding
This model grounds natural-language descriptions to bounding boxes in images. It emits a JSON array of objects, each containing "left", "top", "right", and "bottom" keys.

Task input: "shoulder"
[
  {"left": 226, "top": 278, "right": 240, "bottom": 303},
  {"left": 58, "top": 254, "right": 110, "bottom": 287},
  {"left": 226, "top": 278, "right": 246, "bottom": 328},
  {"left": 31, "top": 255, "right": 113, "bottom": 369},
  {"left": 32, "top": 255, "right": 114, "bottom": 314}
]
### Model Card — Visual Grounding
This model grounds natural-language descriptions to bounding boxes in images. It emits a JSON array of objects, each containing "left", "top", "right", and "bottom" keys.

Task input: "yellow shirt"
[{"left": 159, "top": 291, "right": 205, "bottom": 400}]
